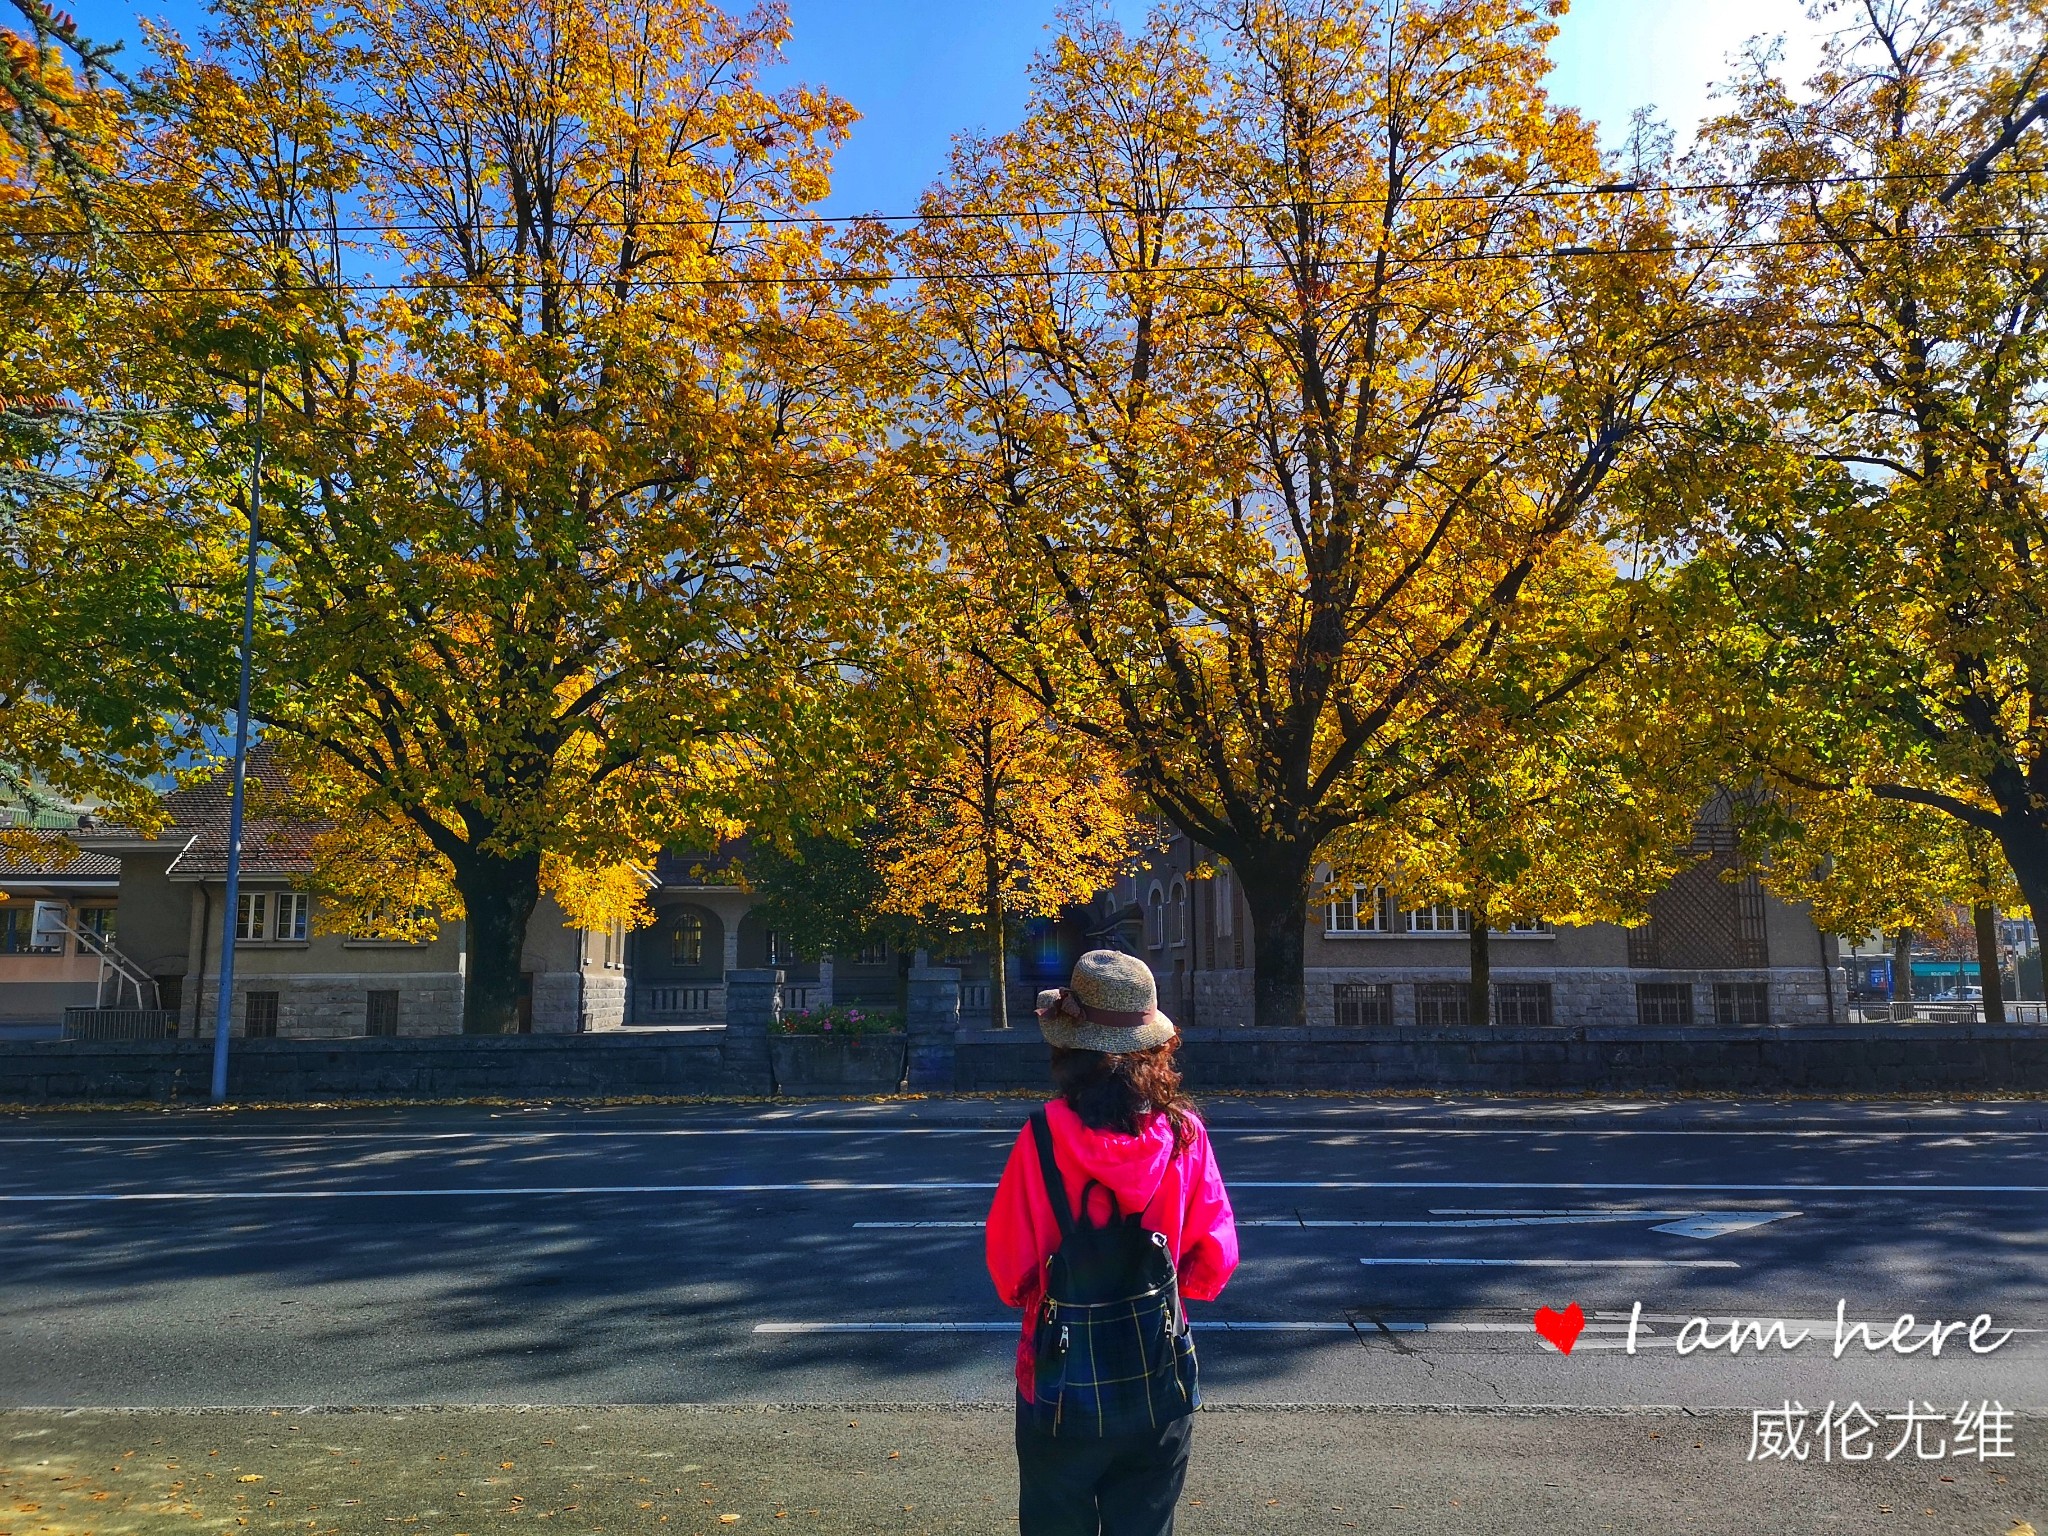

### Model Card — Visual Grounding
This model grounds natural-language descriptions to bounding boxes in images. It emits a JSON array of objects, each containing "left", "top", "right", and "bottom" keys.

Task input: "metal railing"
[
  {"left": 1846, "top": 1000, "right": 2048, "bottom": 1026},
  {"left": 635, "top": 983, "right": 724, "bottom": 1022},
  {"left": 63, "top": 1008, "right": 177, "bottom": 1040}
]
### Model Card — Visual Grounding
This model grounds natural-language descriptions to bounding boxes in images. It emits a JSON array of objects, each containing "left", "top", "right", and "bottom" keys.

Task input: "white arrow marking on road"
[{"left": 1648, "top": 1212, "right": 1801, "bottom": 1239}]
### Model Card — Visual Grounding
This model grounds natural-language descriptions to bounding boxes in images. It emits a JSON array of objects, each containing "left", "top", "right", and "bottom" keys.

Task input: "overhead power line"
[
  {"left": 11, "top": 224, "right": 2036, "bottom": 300},
  {"left": 7, "top": 161, "right": 2043, "bottom": 244}
]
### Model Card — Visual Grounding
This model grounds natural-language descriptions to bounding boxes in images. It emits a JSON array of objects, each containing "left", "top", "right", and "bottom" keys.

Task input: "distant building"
[
  {"left": 1086, "top": 817, "right": 1844, "bottom": 1029},
  {"left": 64, "top": 749, "right": 625, "bottom": 1038},
  {"left": 0, "top": 808, "right": 123, "bottom": 1028}
]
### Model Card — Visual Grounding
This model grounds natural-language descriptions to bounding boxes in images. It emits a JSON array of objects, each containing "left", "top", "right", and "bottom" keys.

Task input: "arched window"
[
  {"left": 1146, "top": 885, "right": 1166, "bottom": 949},
  {"left": 671, "top": 911, "right": 705, "bottom": 966},
  {"left": 1169, "top": 882, "right": 1187, "bottom": 946}
]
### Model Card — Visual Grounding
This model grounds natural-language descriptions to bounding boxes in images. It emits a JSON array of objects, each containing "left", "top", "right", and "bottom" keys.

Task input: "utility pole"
[{"left": 210, "top": 373, "right": 264, "bottom": 1105}]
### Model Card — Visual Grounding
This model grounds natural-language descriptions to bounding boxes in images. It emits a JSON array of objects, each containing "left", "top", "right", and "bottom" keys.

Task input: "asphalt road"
[{"left": 1, "top": 1095, "right": 2043, "bottom": 1414}]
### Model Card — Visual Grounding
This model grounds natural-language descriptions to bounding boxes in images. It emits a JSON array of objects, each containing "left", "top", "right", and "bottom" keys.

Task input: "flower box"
[{"left": 769, "top": 1031, "right": 908, "bottom": 1096}]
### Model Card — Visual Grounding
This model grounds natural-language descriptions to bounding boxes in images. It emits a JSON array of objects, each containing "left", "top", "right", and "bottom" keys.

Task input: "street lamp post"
[{"left": 209, "top": 373, "right": 264, "bottom": 1105}]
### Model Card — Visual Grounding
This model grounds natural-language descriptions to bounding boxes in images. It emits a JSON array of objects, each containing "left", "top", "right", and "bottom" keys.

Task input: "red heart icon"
[{"left": 1534, "top": 1302, "right": 1586, "bottom": 1355}]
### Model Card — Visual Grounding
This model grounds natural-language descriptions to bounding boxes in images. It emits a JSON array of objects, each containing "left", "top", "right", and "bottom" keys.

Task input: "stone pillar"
[
  {"left": 818, "top": 955, "right": 835, "bottom": 1009},
  {"left": 906, "top": 966, "right": 960, "bottom": 1091},
  {"left": 721, "top": 967, "right": 781, "bottom": 1095}
]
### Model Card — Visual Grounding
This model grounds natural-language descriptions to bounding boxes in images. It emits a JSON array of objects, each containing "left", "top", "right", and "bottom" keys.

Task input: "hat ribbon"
[{"left": 1037, "top": 987, "right": 1153, "bottom": 1029}]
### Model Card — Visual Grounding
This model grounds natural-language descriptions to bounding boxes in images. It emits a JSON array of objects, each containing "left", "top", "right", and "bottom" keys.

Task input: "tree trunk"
[
  {"left": 1992, "top": 813, "right": 2048, "bottom": 991},
  {"left": 1890, "top": 929, "right": 1914, "bottom": 1008},
  {"left": 1973, "top": 900, "right": 2007, "bottom": 1026},
  {"left": 1238, "top": 856, "right": 1312, "bottom": 1029},
  {"left": 453, "top": 850, "right": 544, "bottom": 1035},
  {"left": 985, "top": 851, "right": 1009, "bottom": 1031},
  {"left": 1468, "top": 909, "right": 1491, "bottom": 1027}
]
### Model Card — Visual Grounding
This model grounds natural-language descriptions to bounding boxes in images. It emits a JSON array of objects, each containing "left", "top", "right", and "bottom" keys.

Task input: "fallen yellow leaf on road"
[
  {"left": 235, "top": 1475, "right": 263, "bottom": 1484},
  {"left": 719, "top": 1515, "right": 740, "bottom": 1524}
]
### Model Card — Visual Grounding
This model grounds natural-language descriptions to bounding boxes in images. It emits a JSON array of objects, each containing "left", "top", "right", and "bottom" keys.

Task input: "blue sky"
[{"left": 87, "top": 0, "right": 1827, "bottom": 216}]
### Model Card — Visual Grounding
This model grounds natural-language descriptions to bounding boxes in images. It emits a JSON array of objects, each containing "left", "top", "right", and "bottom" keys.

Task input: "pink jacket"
[{"left": 984, "top": 1098, "right": 1239, "bottom": 1400}]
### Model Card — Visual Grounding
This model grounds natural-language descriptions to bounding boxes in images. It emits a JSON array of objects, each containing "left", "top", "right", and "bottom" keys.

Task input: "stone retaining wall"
[
  {"left": 5, "top": 1021, "right": 2046, "bottom": 1104},
  {"left": 0, "top": 1032, "right": 744, "bottom": 1104},
  {"left": 952, "top": 1024, "right": 2048, "bottom": 1095}
]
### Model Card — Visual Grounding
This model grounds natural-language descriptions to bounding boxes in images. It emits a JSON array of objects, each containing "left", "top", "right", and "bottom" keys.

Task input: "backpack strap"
[{"left": 1029, "top": 1108, "right": 1076, "bottom": 1240}]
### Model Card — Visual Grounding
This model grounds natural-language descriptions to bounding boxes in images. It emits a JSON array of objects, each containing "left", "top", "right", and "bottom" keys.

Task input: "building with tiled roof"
[
  {"left": 0, "top": 830, "right": 123, "bottom": 1031},
  {"left": 72, "top": 746, "right": 630, "bottom": 1039}
]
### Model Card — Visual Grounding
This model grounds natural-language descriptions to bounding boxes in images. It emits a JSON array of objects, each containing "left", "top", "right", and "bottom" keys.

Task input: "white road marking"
[
  {"left": 1650, "top": 1212, "right": 1800, "bottom": 1239},
  {"left": 0, "top": 1182, "right": 996, "bottom": 1202},
  {"left": 1237, "top": 1181, "right": 2048, "bottom": 1194},
  {"left": 1243, "top": 1209, "right": 1801, "bottom": 1238},
  {"left": 754, "top": 1322, "right": 1015, "bottom": 1334},
  {"left": 751, "top": 1321, "right": 1623, "bottom": 1336},
  {"left": 854, "top": 1221, "right": 982, "bottom": 1228},
  {"left": 1, "top": 1125, "right": 2043, "bottom": 1143},
  {"left": 0, "top": 1180, "right": 2037, "bottom": 1203},
  {"left": 1359, "top": 1257, "right": 1741, "bottom": 1268}
]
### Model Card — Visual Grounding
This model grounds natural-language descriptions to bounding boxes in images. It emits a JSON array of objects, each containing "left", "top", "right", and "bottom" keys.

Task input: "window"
[
  {"left": 74, "top": 906, "right": 115, "bottom": 954},
  {"left": 1169, "top": 883, "right": 1187, "bottom": 946},
  {"left": 1408, "top": 905, "right": 1471, "bottom": 934},
  {"left": 1326, "top": 886, "right": 1392, "bottom": 934},
  {"left": 1333, "top": 982, "right": 1393, "bottom": 1028},
  {"left": 1415, "top": 982, "right": 1469, "bottom": 1027},
  {"left": 244, "top": 990, "right": 279, "bottom": 1038},
  {"left": 855, "top": 937, "right": 889, "bottom": 966},
  {"left": 599, "top": 916, "right": 626, "bottom": 968},
  {"left": 274, "top": 892, "right": 309, "bottom": 942},
  {"left": 0, "top": 909, "right": 34, "bottom": 954},
  {"left": 1636, "top": 982, "right": 1695, "bottom": 1028},
  {"left": 1505, "top": 919, "right": 1551, "bottom": 935},
  {"left": 235, "top": 891, "right": 269, "bottom": 942},
  {"left": 1496, "top": 982, "right": 1555, "bottom": 1027},
  {"left": 1713, "top": 981, "right": 1771, "bottom": 1027},
  {"left": 1146, "top": 886, "right": 1165, "bottom": 949},
  {"left": 1215, "top": 870, "right": 1233, "bottom": 938},
  {"left": 365, "top": 990, "right": 400, "bottom": 1037},
  {"left": 764, "top": 928, "right": 794, "bottom": 965},
  {"left": 671, "top": 911, "right": 706, "bottom": 967}
]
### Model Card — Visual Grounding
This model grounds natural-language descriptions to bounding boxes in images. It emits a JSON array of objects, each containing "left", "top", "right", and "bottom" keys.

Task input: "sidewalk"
[
  {"left": 5, "top": 1091, "right": 2046, "bottom": 1133},
  {"left": 2, "top": 1406, "right": 2038, "bottom": 1535}
]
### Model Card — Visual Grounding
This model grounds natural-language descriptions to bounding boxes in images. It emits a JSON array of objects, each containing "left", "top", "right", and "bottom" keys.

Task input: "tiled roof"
[
  {"left": 158, "top": 744, "right": 324, "bottom": 879},
  {"left": 0, "top": 840, "right": 120, "bottom": 881},
  {"left": 652, "top": 840, "right": 754, "bottom": 888}
]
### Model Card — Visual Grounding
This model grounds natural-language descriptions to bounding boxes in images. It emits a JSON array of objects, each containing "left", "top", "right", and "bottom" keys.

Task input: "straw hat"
[{"left": 1034, "top": 948, "right": 1177, "bottom": 1054}]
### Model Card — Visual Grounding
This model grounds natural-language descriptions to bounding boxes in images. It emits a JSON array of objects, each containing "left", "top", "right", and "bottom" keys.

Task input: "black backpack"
[{"left": 1022, "top": 1108, "right": 1199, "bottom": 1437}]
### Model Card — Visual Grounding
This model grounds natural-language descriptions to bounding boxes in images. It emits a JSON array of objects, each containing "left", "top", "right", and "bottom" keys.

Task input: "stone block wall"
[
  {"left": 189, "top": 972, "right": 465, "bottom": 1039},
  {"left": 530, "top": 972, "right": 584, "bottom": 1034},
  {"left": 1296, "top": 965, "right": 1849, "bottom": 1029},
  {"left": 580, "top": 971, "right": 627, "bottom": 1031},
  {"left": 1191, "top": 971, "right": 1253, "bottom": 1028},
  {"left": 950, "top": 1023, "right": 2048, "bottom": 1095}
]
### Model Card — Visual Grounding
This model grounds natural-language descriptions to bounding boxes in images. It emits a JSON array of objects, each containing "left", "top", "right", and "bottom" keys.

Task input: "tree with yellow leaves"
[
  {"left": 877, "top": 658, "right": 1139, "bottom": 1030},
  {"left": 104, "top": 0, "right": 896, "bottom": 1030},
  {"left": 907, "top": 0, "right": 1731, "bottom": 1025},
  {"left": 1325, "top": 600, "right": 1712, "bottom": 1024},
  {"left": 1684, "top": 0, "right": 2048, "bottom": 957}
]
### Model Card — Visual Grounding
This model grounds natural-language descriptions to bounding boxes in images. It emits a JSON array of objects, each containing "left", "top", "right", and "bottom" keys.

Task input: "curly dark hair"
[{"left": 1048, "top": 1037, "right": 1196, "bottom": 1156}]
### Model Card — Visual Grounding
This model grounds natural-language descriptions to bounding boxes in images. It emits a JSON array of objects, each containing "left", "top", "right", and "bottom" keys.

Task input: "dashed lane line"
[{"left": 1359, "top": 1258, "right": 1742, "bottom": 1268}]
